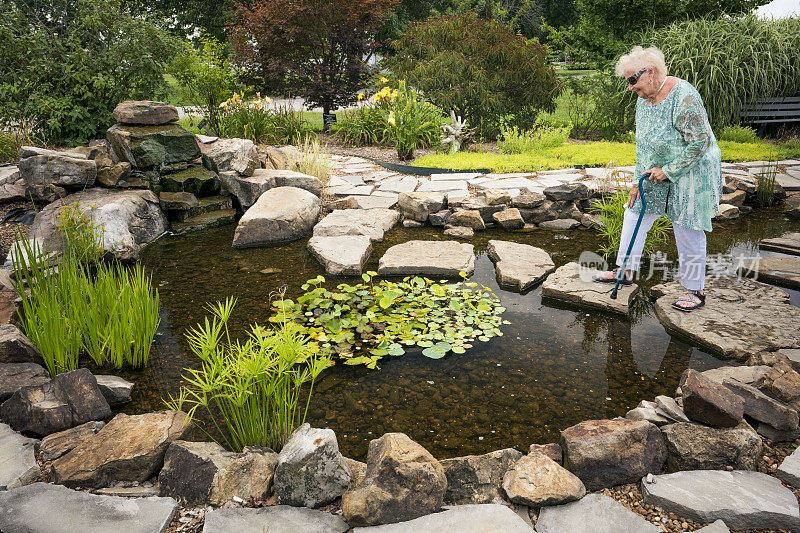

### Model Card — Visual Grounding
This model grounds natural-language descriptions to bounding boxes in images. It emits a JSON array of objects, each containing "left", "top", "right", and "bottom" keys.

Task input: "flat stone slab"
[
  {"left": 417, "top": 180, "right": 469, "bottom": 193},
  {"left": 642, "top": 470, "right": 800, "bottom": 531},
  {"left": 378, "top": 240, "right": 475, "bottom": 277},
  {"left": 356, "top": 196, "right": 398, "bottom": 209},
  {"left": 701, "top": 365, "right": 770, "bottom": 385},
  {"left": 313, "top": 208, "right": 399, "bottom": 242},
  {"left": 430, "top": 173, "right": 482, "bottom": 181},
  {"left": 377, "top": 176, "right": 418, "bottom": 193},
  {"left": 650, "top": 276, "right": 800, "bottom": 359},
  {"left": 203, "top": 505, "right": 349, "bottom": 533},
  {"left": 476, "top": 178, "right": 538, "bottom": 192},
  {"left": 739, "top": 256, "right": 800, "bottom": 290},
  {"left": 760, "top": 232, "right": 800, "bottom": 256},
  {"left": 308, "top": 236, "right": 372, "bottom": 275},
  {"left": 352, "top": 504, "right": 532, "bottom": 532},
  {"left": 0, "top": 482, "right": 178, "bottom": 533},
  {"left": 536, "top": 493, "right": 658, "bottom": 533},
  {"left": 541, "top": 262, "right": 638, "bottom": 315},
  {"left": 777, "top": 445, "right": 800, "bottom": 488},
  {"left": 486, "top": 240, "right": 554, "bottom": 291},
  {"left": 776, "top": 173, "right": 800, "bottom": 191},
  {"left": 0, "top": 423, "right": 40, "bottom": 490}
]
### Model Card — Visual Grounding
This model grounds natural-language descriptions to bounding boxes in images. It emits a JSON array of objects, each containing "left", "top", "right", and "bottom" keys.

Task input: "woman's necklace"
[{"left": 648, "top": 76, "right": 668, "bottom": 104}]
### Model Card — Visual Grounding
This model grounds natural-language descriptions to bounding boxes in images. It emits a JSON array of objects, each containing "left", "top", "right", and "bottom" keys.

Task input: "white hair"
[{"left": 614, "top": 46, "right": 668, "bottom": 78}]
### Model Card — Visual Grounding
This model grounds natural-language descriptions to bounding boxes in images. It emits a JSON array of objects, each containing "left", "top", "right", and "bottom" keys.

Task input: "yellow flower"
[
  {"left": 380, "top": 76, "right": 388, "bottom": 83},
  {"left": 357, "top": 93, "right": 364, "bottom": 101},
  {"left": 388, "top": 112, "right": 396, "bottom": 126},
  {"left": 391, "top": 89, "right": 398, "bottom": 100}
]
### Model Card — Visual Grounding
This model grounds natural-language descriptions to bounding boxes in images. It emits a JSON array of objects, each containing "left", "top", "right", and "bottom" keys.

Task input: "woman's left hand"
[{"left": 645, "top": 167, "right": 669, "bottom": 183}]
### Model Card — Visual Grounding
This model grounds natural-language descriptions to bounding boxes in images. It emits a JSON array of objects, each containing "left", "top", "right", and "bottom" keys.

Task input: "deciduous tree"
[{"left": 230, "top": 0, "right": 399, "bottom": 118}]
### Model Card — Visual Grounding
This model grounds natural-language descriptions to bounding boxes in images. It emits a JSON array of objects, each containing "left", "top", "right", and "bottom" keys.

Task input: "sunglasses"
[{"left": 626, "top": 68, "right": 647, "bottom": 86}]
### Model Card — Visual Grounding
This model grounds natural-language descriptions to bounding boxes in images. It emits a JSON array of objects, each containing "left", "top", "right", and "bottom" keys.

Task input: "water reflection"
[{"left": 118, "top": 206, "right": 800, "bottom": 459}]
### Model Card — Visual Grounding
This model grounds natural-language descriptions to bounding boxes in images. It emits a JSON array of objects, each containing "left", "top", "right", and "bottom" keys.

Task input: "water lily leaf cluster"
[{"left": 270, "top": 272, "right": 509, "bottom": 368}]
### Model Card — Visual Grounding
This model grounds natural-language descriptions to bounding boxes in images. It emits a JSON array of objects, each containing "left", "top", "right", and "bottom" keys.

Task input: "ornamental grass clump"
[
  {"left": 167, "top": 297, "right": 331, "bottom": 452},
  {"left": 12, "top": 204, "right": 160, "bottom": 376},
  {"left": 293, "top": 135, "right": 332, "bottom": 185}
]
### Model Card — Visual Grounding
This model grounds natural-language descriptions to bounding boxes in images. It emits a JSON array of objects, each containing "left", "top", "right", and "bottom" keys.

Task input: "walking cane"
[{"left": 611, "top": 172, "right": 650, "bottom": 299}]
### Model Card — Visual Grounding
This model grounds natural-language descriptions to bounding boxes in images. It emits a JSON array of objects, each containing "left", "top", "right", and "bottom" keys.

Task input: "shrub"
[
  {"left": 643, "top": 15, "right": 800, "bottom": 128},
  {"left": 0, "top": 0, "right": 180, "bottom": 145},
  {"left": 167, "top": 298, "right": 331, "bottom": 452},
  {"left": 387, "top": 11, "right": 561, "bottom": 140},
  {"left": 12, "top": 205, "right": 159, "bottom": 375},
  {"left": 334, "top": 105, "right": 386, "bottom": 146},
  {"left": 561, "top": 74, "right": 637, "bottom": 141},
  {"left": 171, "top": 36, "right": 243, "bottom": 134},
  {"left": 720, "top": 125, "right": 758, "bottom": 144},
  {"left": 498, "top": 120, "right": 571, "bottom": 154},
  {"left": 217, "top": 93, "right": 274, "bottom": 143},
  {"left": 591, "top": 186, "right": 672, "bottom": 260}
]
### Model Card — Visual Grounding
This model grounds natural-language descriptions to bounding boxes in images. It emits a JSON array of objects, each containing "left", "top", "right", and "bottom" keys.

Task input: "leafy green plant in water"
[
  {"left": 272, "top": 272, "right": 509, "bottom": 368},
  {"left": 756, "top": 160, "right": 778, "bottom": 207},
  {"left": 591, "top": 184, "right": 672, "bottom": 260},
  {"left": 166, "top": 297, "right": 332, "bottom": 452}
]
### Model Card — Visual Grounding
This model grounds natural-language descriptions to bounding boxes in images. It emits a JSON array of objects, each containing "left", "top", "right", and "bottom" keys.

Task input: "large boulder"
[
  {"left": 159, "top": 440, "right": 278, "bottom": 506},
  {"left": 486, "top": 240, "right": 555, "bottom": 291},
  {"left": 492, "top": 208, "right": 525, "bottom": 230},
  {"left": 378, "top": 240, "right": 475, "bottom": 277},
  {"left": 36, "top": 420, "right": 105, "bottom": 461},
  {"left": 0, "top": 325, "right": 43, "bottom": 365},
  {"left": 222, "top": 169, "right": 323, "bottom": 209},
  {"left": 106, "top": 123, "right": 201, "bottom": 169},
  {"left": 198, "top": 137, "right": 260, "bottom": 177},
  {"left": 723, "top": 378, "right": 798, "bottom": 430},
  {"left": 51, "top": 411, "right": 189, "bottom": 488},
  {"left": 232, "top": 187, "right": 321, "bottom": 247},
  {"left": 440, "top": 448, "right": 522, "bottom": 504},
  {"left": 561, "top": 418, "right": 667, "bottom": 491},
  {"left": 753, "top": 361, "right": 800, "bottom": 407},
  {"left": 17, "top": 147, "right": 97, "bottom": 200},
  {"left": 0, "top": 483, "right": 179, "bottom": 533},
  {"left": 342, "top": 432, "right": 447, "bottom": 527},
  {"left": 543, "top": 182, "right": 589, "bottom": 202},
  {"left": 0, "top": 423, "right": 40, "bottom": 490},
  {"left": 502, "top": 451, "right": 586, "bottom": 507},
  {"left": 113, "top": 101, "right": 179, "bottom": 126},
  {"left": 397, "top": 192, "right": 445, "bottom": 222},
  {"left": 680, "top": 369, "right": 744, "bottom": 427},
  {"left": 273, "top": 423, "right": 351, "bottom": 508},
  {"left": 24, "top": 188, "right": 167, "bottom": 262},
  {"left": 0, "top": 368, "right": 110, "bottom": 437},
  {"left": 448, "top": 209, "right": 485, "bottom": 230},
  {"left": 660, "top": 421, "right": 762, "bottom": 472},
  {"left": 159, "top": 165, "right": 220, "bottom": 196},
  {"left": 94, "top": 375, "right": 135, "bottom": 406},
  {"left": 0, "top": 363, "right": 50, "bottom": 403}
]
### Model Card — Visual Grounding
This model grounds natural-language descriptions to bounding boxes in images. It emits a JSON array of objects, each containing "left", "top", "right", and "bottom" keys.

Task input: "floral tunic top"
[{"left": 630, "top": 79, "right": 722, "bottom": 232}]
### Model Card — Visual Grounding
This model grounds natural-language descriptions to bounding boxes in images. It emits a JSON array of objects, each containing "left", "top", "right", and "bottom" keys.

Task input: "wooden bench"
[{"left": 740, "top": 96, "right": 800, "bottom": 136}]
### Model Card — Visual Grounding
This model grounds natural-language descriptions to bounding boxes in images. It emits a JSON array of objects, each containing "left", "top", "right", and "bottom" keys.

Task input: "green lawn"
[{"left": 414, "top": 139, "right": 800, "bottom": 172}]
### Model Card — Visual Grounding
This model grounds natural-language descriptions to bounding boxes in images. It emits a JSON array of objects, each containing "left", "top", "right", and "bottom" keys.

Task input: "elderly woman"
[{"left": 594, "top": 46, "right": 722, "bottom": 311}]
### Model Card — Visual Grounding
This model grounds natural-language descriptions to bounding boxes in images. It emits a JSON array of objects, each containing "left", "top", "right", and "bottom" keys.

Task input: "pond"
[{"left": 114, "top": 206, "right": 800, "bottom": 460}]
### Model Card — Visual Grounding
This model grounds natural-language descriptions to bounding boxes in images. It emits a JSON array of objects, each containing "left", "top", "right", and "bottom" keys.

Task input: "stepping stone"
[
  {"left": 760, "top": 232, "right": 800, "bottom": 256},
  {"left": 776, "top": 445, "right": 800, "bottom": 487},
  {"left": 0, "top": 482, "right": 178, "bottom": 533},
  {"left": 476, "top": 178, "right": 538, "bottom": 192},
  {"left": 341, "top": 165, "right": 377, "bottom": 174},
  {"left": 485, "top": 172, "right": 536, "bottom": 179},
  {"left": 539, "top": 218, "right": 581, "bottom": 230},
  {"left": 204, "top": 506, "right": 349, "bottom": 533},
  {"left": 468, "top": 176, "right": 494, "bottom": 185},
  {"left": 650, "top": 276, "right": 800, "bottom": 359},
  {"left": 339, "top": 175, "right": 366, "bottom": 185},
  {"left": 776, "top": 173, "right": 800, "bottom": 191},
  {"left": 0, "top": 423, "right": 40, "bottom": 490},
  {"left": 430, "top": 172, "right": 481, "bottom": 181},
  {"left": 361, "top": 170, "right": 398, "bottom": 181},
  {"left": 538, "top": 168, "right": 580, "bottom": 175},
  {"left": 378, "top": 240, "right": 474, "bottom": 277},
  {"left": 352, "top": 504, "right": 532, "bottom": 532},
  {"left": 313, "top": 209, "right": 399, "bottom": 242},
  {"left": 333, "top": 185, "right": 375, "bottom": 196},
  {"left": 377, "top": 176, "right": 418, "bottom": 193},
  {"left": 417, "top": 180, "right": 468, "bottom": 193},
  {"left": 541, "top": 262, "right": 638, "bottom": 315},
  {"left": 546, "top": 173, "right": 584, "bottom": 182},
  {"left": 308, "top": 236, "right": 372, "bottom": 275},
  {"left": 536, "top": 493, "right": 658, "bottom": 533},
  {"left": 357, "top": 195, "right": 398, "bottom": 209},
  {"left": 642, "top": 470, "right": 800, "bottom": 531},
  {"left": 739, "top": 256, "right": 800, "bottom": 290},
  {"left": 487, "top": 240, "right": 554, "bottom": 291}
]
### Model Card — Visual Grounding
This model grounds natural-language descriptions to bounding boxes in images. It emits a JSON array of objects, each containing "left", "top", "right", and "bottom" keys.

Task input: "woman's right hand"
[{"left": 627, "top": 183, "right": 640, "bottom": 208}]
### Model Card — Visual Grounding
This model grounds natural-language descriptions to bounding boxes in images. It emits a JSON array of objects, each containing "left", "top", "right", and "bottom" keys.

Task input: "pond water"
[{"left": 113, "top": 207, "right": 800, "bottom": 460}]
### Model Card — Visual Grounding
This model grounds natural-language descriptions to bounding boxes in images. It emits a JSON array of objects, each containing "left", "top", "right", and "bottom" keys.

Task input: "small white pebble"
[
  {"left": 646, "top": 473, "right": 655, "bottom": 484},
  {"left": 427, "top": 380, "right": 434, "bottom": 385},
  {"left": 478, "top": 436, "right": 484, "bottom": 440},
  {"left": 232, "top": 496, "right": 244, "bottom": 504}
]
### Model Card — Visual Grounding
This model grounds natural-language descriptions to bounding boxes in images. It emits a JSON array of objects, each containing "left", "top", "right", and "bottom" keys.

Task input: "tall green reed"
[
  {"left": 167, "top": 297, "right": 332, "bottom": 452},
  {"left": 12, "top": 203, "right": 160, "bottom": 376}
]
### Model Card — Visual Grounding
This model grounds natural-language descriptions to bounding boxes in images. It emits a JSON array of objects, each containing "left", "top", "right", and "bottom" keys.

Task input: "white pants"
[{"left": 616, "top": 209, "right": 707, "bottom": 290}]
